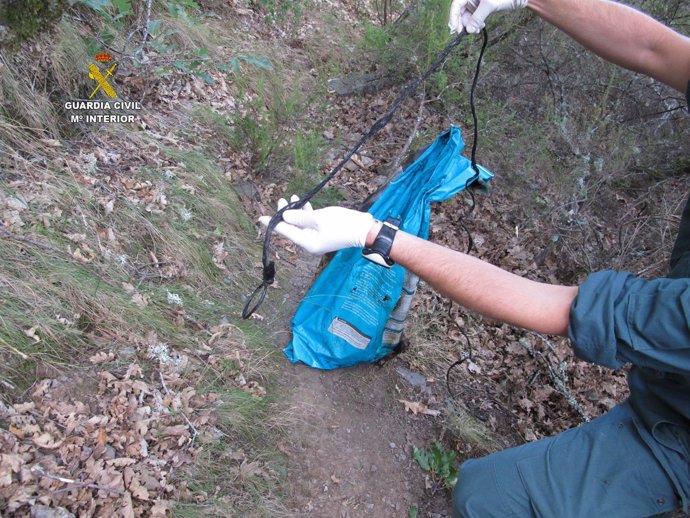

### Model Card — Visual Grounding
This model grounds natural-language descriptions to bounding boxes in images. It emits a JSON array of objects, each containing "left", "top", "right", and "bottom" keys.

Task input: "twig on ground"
[
  {"left": 391, "top": 89, "right": 426, "bottom": 173},
  {"left": 521, "top": 332, "right": 590, "bottom": 423},
  {"left": 159, "top": 371, "right": 199, "bottom": 448},
  {"left": 0, "top": 335, "right": 29, "bottom": 360},
  {"left": 31, "top": 465, "right": 124, "bottom": 495}
]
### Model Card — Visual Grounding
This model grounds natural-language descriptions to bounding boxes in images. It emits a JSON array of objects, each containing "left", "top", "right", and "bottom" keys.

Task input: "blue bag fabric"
[{"left": 285, "top": 126, "right": 493, "bottom": 369}]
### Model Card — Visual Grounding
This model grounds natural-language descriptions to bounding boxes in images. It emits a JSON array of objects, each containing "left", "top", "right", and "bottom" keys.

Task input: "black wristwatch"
[{"left": 362, "top": 216, "right": 400, "bottom": 268}]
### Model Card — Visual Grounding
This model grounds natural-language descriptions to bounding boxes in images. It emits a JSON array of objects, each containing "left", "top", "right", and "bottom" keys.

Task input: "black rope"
[
  {"left": 445, "top": 302, "right": 475, "bottom": 399},
  {"left": 459, "top": 27, "right": 488, "bottom": 254},
  {"left": 243, "top": 28, "right": 488, "bottom": 319},
  {"left": 469, "top": 28, "right": 488, "bottom": 177},
  {"left": 446, "top": 29, "right": 488, "bottom": 391}
]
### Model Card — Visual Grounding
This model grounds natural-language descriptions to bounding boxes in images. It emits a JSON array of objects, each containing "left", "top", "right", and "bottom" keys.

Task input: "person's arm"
[
  {"left": 449, "top": 0, "right": 690, "bottom": 93},
  {"left": 366, "top": 221, "right": 578, "bottom": 336},
  {"left": 527, "top": 0, "right": 690, "bottom": 93},
  {"left": 259, "top": 200, "right": 578, "bottom": 337}
]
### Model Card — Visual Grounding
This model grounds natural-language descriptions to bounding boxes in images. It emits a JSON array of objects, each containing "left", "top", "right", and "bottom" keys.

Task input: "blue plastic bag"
[{"left": 285, "top": 126, "right": 493, "bottom": 369}]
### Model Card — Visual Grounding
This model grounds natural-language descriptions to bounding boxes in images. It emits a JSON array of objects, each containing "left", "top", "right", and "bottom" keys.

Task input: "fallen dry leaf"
[
  {"left": 467, "top": 361, "right": 482, "bottom": 374},
  {"left": 32, "top": 432, "right": 64, "bottom": 449},
  {"left": 130, "top": 292, "right": 149, "bottom": 307},
  {"left": 23, "top": 327, "right": 41, "bottom": 343},
  {"left": 96, "top": 426, "right": 107, "bottom": 448},
  {"left": 398, "top": 399, "right": 441, "bottom": 417},
  {"left": 0, "top": 454, "right": 23, "bottom": 487},
  {"left": 89, "top": 352, "right": 115, "bottom": 364}
]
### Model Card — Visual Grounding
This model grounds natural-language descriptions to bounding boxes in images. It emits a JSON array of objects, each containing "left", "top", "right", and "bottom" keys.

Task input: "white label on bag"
[{"left": 328, "top": 317, "right": 371, "bottom": 350}]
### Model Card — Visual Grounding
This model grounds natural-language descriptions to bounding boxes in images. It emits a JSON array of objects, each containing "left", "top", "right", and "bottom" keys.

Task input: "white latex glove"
[
  {"left": 258, "top": 195, "right": 375, "bottom": 255},
  {"left": 449, "top": 0, "right": 528, "bottom": 34}
]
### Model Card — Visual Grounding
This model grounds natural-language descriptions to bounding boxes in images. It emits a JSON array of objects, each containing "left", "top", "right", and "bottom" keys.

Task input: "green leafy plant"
[
  {"left": 412, "top": 441, "right": 458, "bottom": 490},
  {"left": 2, "top": 0, "right": 71, "bottom": 45},
  {"left": 357, "top": 0, "right": 481, "bottom": 102},
  {"left": 293, "top": 131, "right": 323, "bottom": 177},
  {"left": 252, "top": 0, "right": 304, "bottom": 29},
  {"left": 78, "top": 0, "right": 132, "bottom": 28}
]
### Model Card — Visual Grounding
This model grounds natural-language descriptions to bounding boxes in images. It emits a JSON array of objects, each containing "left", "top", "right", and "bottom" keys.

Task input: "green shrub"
[
  {"left": 412, "top": 441, "right": 458, "bottom": 490},
  {"left": 1, "top": 0, "right": 70, "bottom": 47}
]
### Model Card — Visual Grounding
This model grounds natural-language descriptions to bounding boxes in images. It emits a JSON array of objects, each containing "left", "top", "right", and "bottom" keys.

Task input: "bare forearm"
[
  {"left": 528, "top": 0, "right": 690, "bottom": 92},
  {"left": 367, "top": 224, "right": 578, "bottom": 336}
]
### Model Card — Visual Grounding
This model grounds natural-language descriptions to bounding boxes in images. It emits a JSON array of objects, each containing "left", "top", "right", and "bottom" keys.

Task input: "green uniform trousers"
[{"left": 453, "top": 401, "right": 686, "bottom": 517}]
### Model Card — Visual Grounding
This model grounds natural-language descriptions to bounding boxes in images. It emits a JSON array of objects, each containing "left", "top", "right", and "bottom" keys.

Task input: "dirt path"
[{"left": 270, "top": 254, "right": 451, "bottom": 518}]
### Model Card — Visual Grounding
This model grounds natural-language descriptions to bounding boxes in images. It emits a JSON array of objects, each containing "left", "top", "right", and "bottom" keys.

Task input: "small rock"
[
  {"left": 396, "top": 366, "right": 431, "bottom": 395},
  {"left": 234, "top": 180, "right": 259, "bottom": 201}
]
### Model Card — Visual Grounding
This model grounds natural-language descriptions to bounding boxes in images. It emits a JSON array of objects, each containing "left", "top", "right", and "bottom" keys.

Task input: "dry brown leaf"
[
  {"left": 106, "top": 458, "right": 137, "bottom": 468},
  {"left": 130, "top": 292, "right": 149, "bottom": 307},
  {"left": 90, "top": 352, "right": 115, "bottom": 364},
  {"left": 71, "top": 246, "right": 96, "bottom": 263},
  {"left": 212, "top": 240, "right": 228, "bottom": 270},
  {"left": 162, "top": 425, "right": 189, "bottom": 437},
  {"left": 6, "top": 483, "right": 37, "bottom": 513},
  {"left": 96, "top": 427, "right": 108, "bottom": 448},
  {"left": 10, "top": 415, "right": 40, "bottom": 438},
  {"left": 24, "top": 327, "right": 41, "bottom": 343},
  {"left": 519, "top": 398, "right": 534, "bottom": 412},
  {"left": 40, "top": 138, "right": 62, "bottom": 148},
  {"left": 124, "top": 363, "right": 143, "bottom": 380},
  {"left": 32, "top": 433, "right": 64, "bottom": 449},
  {"left": 467, "top": 361, "right": 482, "bottom": 374},
  {"left": 121, "top": 490, "right": 135, "bottom": 518},
  {"left": 0, "top": 454, "right": 24, "bottom": 487},
  {"left": 65, "top": 233, "right": 87, "bottom": 243},
  {"left": 149, "top": 500, "right": 172, "bottom": 517},
  {"left": 398, "top": 399, "right": 441, "bottom": 417},
  {"left": 12, "top": 402, "right": 35, "bottom": 414},
  {"left": 124, "top": 467, "right": 150, "bottom": 501}
]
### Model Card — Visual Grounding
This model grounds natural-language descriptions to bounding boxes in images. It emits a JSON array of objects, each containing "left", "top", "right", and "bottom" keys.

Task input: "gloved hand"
[
  {"left": 448, "top": 0, "right": 528, "bottom": 34},
  {"left": 258, "top": 195, "right": 375, "bottom": 255}
]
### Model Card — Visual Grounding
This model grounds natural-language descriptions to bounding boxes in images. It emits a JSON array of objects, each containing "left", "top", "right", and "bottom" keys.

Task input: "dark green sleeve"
[{"left": 568, "top": 270, "right": 690, "bottom": 375}]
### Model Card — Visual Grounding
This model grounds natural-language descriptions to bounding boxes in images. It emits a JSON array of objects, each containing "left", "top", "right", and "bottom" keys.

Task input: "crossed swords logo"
[{"left": 88, "top": 53, "right": 118, "bottom": 99}]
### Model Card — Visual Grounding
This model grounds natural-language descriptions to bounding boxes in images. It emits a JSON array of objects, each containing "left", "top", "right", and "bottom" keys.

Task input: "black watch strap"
[{"left": 362, "top": 216, "right": 400, "bottom": 268}]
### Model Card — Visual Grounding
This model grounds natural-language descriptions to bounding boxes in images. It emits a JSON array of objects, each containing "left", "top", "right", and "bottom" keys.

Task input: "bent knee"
[{"left": 452, "top": 458, "right": 499, "bottom": 518}]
